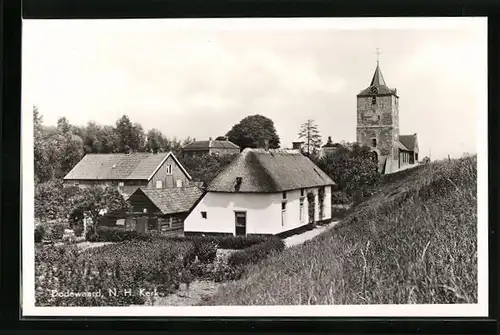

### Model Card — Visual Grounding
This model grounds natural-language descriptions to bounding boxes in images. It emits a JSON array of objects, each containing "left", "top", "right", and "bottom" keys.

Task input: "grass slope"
[{"left": 202, "top": 156, "right": 477, "bottom": 305}]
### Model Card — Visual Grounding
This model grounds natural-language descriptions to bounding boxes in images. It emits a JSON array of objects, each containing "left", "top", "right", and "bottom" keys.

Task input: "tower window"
[
  {"left": 372, "top": 139, "right": 377, "bottom": 147},
  {"left": 372, "top": 97, "right": 376, "bottom": 105}
]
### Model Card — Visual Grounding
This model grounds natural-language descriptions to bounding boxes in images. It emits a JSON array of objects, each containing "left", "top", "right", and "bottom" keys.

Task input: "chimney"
[{"left": 234, "top": 177, "right": 242, "bottom": 192}]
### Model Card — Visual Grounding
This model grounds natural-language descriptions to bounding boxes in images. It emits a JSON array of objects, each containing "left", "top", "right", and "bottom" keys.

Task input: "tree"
[
  {"left": 115, "top": 115, "right": 146, "bottom": 153},
  {"left": 146, "top": 128, "right": 168, "bottom": 153},
  {"left": 69, "top": 186, "right": 131, "bottom": 235},
  {"left": 314, "top": 142, "right": 380, "bottom": 200},
  {"left": 180, "top": 153, "right": 237, "bottom": 186},
  {"left": 34, "top": 106, "right": 51, "bottom": 183},
  {"left": 298, "top": 119, "right": 322, "bottom": 155},
  {"left": 35, "top": 180, "right": 81, "bottom": 221},
  {"left": 226, "top": 115, "right": 280, "bottom": 149}
]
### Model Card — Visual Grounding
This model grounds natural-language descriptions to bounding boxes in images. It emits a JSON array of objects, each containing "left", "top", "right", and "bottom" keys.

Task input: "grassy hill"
[{"left": 202, "top": 156, "right": 478, "bottom": 305}]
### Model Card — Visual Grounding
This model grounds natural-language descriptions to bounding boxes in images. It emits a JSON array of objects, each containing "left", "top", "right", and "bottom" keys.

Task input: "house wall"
[
  {"left": 147, "top": 155, "right": 191, "bottom": 189},
  {"left": 184, "top": 186, "right": 332, "bottom": 236}
]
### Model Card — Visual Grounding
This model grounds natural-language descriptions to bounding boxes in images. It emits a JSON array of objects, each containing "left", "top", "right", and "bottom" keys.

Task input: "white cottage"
[{"left": 184, "top": 148, "right": 336, "bottom": 236}]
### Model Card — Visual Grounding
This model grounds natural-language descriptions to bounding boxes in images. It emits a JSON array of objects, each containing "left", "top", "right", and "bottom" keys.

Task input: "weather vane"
[{"left": 376, "top": 48, "right": 381, "bottom": 64}]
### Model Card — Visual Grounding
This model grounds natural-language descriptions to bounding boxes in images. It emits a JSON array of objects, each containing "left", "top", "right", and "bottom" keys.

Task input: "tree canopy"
[
  {"left": 226, "top": 115, "right": 280, "bottom": 150},
  {"left": 298, "top": 119, "right": 322, "bottom": 155}
]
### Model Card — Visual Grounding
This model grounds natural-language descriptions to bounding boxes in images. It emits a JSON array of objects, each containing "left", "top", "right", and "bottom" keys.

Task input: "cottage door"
[
  {"left": 136, "top": 217, "right": 148, "bottom": 234},
  {"left": 235, "top": 211, "right": 247, "bottom": 236}
]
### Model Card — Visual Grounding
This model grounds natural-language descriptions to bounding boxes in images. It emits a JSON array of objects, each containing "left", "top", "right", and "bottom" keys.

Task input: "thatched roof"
[
  {"left": 183, "top": 139, "right": 240, "bottom": 151},
  {"left": 63, "top": 151, "right": 190, "bottom": 181},
  {"left": 206, "top": 148, "right": 335, "bottom": 193},
  {"left": 133, "top": 186, "right": 204, "bottom": 215}
]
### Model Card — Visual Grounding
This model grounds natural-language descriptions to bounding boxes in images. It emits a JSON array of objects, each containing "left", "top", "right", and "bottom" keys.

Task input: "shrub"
[
  {"left": 35, "top": 225, "right": 45, "bottom": 243},
  {"left": 73, "top": 225, "right": 83, "bottom": 237},
  {"left": 170, "top": 235, "right": 268, "bottom": 250},
  {"left": 35, "top": 239, "right": 196, "bottom": 306},
  {"left": 190, "top": 259, "right": 243, "bottom": 282},
  {"left": 192, "top": 239, "right": 217, "bottom": 263},
  {"left": 228, "top": 237, "right": 285, "bottom": 268},
  {"left": 90, "top": 226, "right": 151, "bottom": 242},
  {"left": 331, "top": 191, "right": 351, "bottom": 205}
]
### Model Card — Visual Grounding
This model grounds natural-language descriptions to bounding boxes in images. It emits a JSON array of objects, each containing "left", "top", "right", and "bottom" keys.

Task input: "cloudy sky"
[{"left": 22, "top": 18, "right": 487, "bottom": 159}]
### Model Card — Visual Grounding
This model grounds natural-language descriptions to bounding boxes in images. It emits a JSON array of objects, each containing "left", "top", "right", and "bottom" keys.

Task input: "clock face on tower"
[{"left": 370, "top": 86, "right": 378, "bottom": 95}]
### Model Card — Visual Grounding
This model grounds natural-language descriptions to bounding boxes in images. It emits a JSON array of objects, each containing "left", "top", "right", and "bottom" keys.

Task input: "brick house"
[{"left": 63, "top": 151, "right": 193, "bottom": 197}]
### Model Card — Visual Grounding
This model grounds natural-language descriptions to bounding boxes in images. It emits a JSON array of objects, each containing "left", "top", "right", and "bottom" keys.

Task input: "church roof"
[
  {"left": 399, "top": 134, "right": 418, "bottom": 151},
  {"left": 358, "top": 62, "right": 398, "bottom": 97}
]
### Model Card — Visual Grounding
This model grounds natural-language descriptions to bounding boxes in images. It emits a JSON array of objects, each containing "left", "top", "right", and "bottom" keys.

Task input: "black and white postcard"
[{"left": 21, "top": 17, "right": 488, "bottom": 317}]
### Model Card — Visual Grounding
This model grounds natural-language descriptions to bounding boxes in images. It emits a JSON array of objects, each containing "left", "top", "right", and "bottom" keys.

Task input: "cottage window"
[
  {"left": 372, "top": 138, "right": 377, "bottom": 147},
  {"left": 281, "top": 202, "right": 286, "bottom": 226},
  {"left": 300, "top": 189, "right": 305, "bottom": 197},
  {"left": 143, "top": 208, "right": 147, "bottom": 213},
  {"left": 201, "top": 211, "right": 207, "bottom": 219},
  {"left": 74, "top": 181, "right": 79, "bottom": 187},
  {"left": 282, "top": 192, "right": 287, "bottom": 200},
  {"left": 118, "top": 182, "right": 124, "bottom": 187},
  {"left": 372, "top": 97, "right": 376, "bottom": 105},
  {"left": 156, "top": 180, "right": 163, "bottom": 189},
  {"left": 299, "top": 198, "right": 304, "bottom": 222},
  {"left": 176, "top": 179, "right": 183, "bottom": 188},
  {"left": 166, "top": 164, "right": 173, "bottom": 175}
]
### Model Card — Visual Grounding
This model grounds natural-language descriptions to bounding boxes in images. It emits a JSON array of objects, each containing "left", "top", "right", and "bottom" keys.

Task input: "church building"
[{"left": 356, "top": 60, "right": 419, "bottom": 174}]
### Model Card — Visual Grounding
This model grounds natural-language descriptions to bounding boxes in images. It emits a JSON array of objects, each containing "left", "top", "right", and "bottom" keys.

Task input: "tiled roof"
[
  {"left": 399, "top": 134, "right": 417, "bottom": 151},
  {"left": 358, "top": 62, "right": 398, "bottom": 97},
  {"left": 137, "top": 186, "right": 204, "bottom": 215},
  {"left": 395, "top": 140, "right": 409, "bottom": 151},
  {"left": 63, "top": 152, "right": 189, "bottom": 181},
  {"left": 207, "top": 148, "right": 336, "bottom": 193},
  {"left": 183, "top": 140, "right": 240, "bottom": 151}
]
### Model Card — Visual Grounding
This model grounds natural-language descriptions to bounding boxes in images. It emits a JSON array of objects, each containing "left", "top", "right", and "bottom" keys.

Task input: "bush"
[
  {"left": 35, "top": 225, "right": 45, "bottom": 243},
  {"left": 170, "top": 235, "right": 268, "bottom": 250},
  {"left": 89, "top": 226, "right": 151, "bottom": 242},
  {"left": 35, "top": 239, "right": 196, "bottom": 306},
  {"left": 331, "top": 191, "right": 351, "bottom": 205},
  {"left": 228, "top": 237, "right": 285, "bottom": 268},
  {"left": 192, "top": 239, "right": 217, "bottom": 263},
  {"left": 73, "top": 225, "right": 84, "bottom": 237},
  {"left": 190, "top": 259, "right": 243, "bottom": 282},
  {"left": 51, "top": 223, "right": 66, "bottom": 240}
]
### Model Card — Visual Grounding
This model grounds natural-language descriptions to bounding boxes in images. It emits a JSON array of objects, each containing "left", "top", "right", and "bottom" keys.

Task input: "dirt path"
[
  {"left": 283, "top": 220, "right": 339, "bottom": 248},
  {"left": 152, "top": 280, "right": 222, "bottom": 306}
]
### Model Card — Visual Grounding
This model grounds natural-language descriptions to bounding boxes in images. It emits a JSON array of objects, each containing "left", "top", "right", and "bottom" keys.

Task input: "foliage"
[
  {"left": 35, "top": 225, "right": 45, "bottom": 243},
  {"left": 314, "top": 142, "right": 380, "bottom": 198},
  {"left": 115, "top": 115, "right": 146, "bottom": 153},
  {"left": 180, "top": 153, "right": 237, "bottom": 186},
  {"left": 227, "top": 237, "right": 285, "bottom": 268},
  {"left": 226, "top": 115, "right": 280, "bottom": 149},
  {"left": 35, "top": 180, "right": 81, "bottom": 221},
  {"left": 202, "top": 156, "right": 478, "bottom": 305},
  {"left": 331, "top": 191, "right": 352, "bottom": 205},
  {"left": 298, "top": 119, "right": 322, "bottom": 155},
  {"left": 190, "top": 259, "right": 243, "bottom": 283},
  {"left": 35, "top": 239, "right": 196, "bottom": 306},
  {"left": 169, "top": 235, "right": 269, "bottom": 250},
  {"left": 69, "top": 186, "right": 131, "bottom": 234},
  {"left": 87, "top": 226, "right": 150, "bottom": 242}
]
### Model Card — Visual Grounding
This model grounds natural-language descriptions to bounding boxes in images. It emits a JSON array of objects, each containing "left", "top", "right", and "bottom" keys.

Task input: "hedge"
[{"left": 227, "top": 237, "right": 285, "bottom": 268}]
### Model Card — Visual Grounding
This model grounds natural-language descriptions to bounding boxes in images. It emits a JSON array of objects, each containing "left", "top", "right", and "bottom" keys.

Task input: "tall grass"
[{"left": 202, "top": 156, "right": 478, "bottom": 305}]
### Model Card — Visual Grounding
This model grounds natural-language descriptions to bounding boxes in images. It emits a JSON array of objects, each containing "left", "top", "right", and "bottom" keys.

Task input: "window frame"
[
  {"left": 166, "top": 164, "right": 173, "bottom": 175},
  {"left": 155, "top": 180, "right": 163, "bottom": 189},
  {"left": 201, "top": 211, "right": 207, "bottom": 219}
]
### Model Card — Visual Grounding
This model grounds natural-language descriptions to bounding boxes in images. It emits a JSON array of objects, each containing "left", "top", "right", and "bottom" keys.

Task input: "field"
[{"left": 201, "top": 156, "right": 478, "bottom": 305}]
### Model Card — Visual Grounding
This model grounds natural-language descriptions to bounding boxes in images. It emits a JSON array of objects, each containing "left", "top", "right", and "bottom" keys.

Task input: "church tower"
[{"left": 356, "top": 57, "right": 400, "bottom": 173}]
